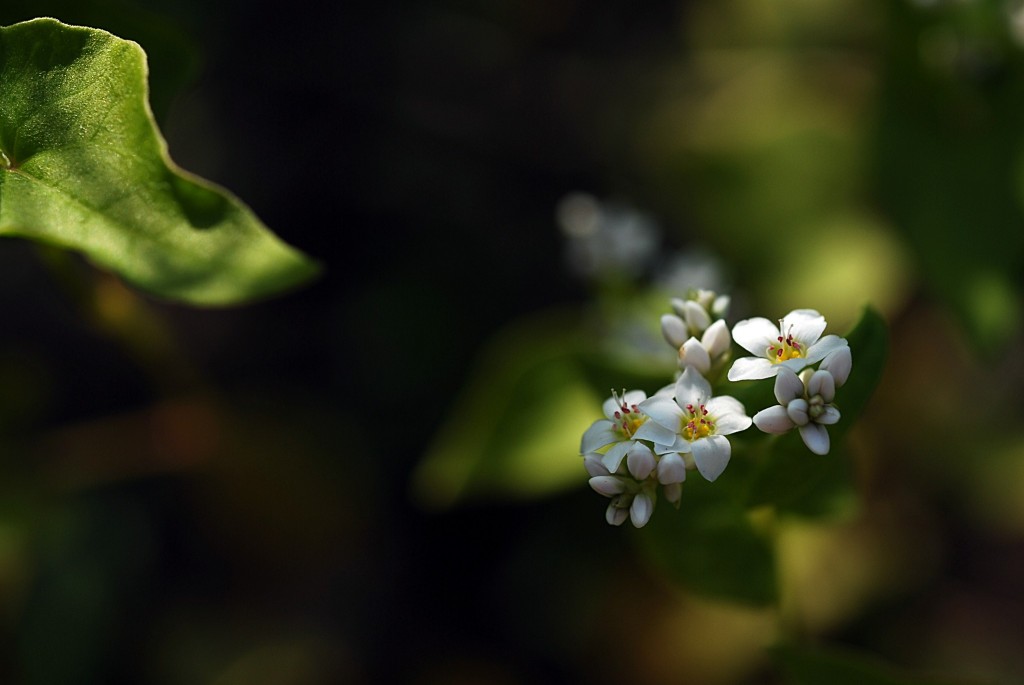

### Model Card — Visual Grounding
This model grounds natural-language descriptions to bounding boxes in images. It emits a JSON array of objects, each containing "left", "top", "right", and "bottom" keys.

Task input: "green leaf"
[
  {"left": 775, "top": 644, "right": 971, "bottom": 685},
  {"left": 0, "top": 18, "right": 318, "bottom": 305},
  {"left": 638, "top": 475, "right": 777, "bottom": 606},
  {"left": 834, "top": 305, "right": 889, "bottom": 435},
  {"left": 741, "top": 305, "right": 888, "bottom": 517}
]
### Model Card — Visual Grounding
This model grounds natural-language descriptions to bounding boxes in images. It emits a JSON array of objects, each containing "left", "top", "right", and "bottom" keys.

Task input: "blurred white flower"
[{"left": 556, "top": 192, "right": 660, "bottom": 281}]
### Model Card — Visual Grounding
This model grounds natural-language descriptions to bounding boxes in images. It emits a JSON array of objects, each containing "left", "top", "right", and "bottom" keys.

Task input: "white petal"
[
  {"left": 774, "top": 367, "right": 804, "bottom": 405},
  {"left": 654, "top": 436, "right": 691, "bottom": 454},
  {"left": 820, "top": 345, "right": 852, "bottom": 387},
  {"left": 727, "top": 356, "right": 776, "bottom": 381},
  {"left": 580, "top": 420, "right": 617, "bottom": 453},
  {"left": 799, "top": 423, "right": 830, "bottom": 455},
  {"left": 622, "top": 389, "right": 647, "bottom": 406},
  {"left": 682, "top": 300, "right": 711, "bottom": 335},
  {"left": 712, "top": 411, "right": 752, "bottom": 435},
  {"left": 781, "top": 309, "right": 826, "bottom": 346},
  {"left": 787, "top": 398, "right": 810, "bottom": 426},
  {"left": 753, "top": 406, "right": 795, "bottom": 434},
  {"left": 630, "top": 491, "right": 654, "bottom": 527},
  {"left": 675, "top": 366, "right": 711, "bottom": 407},
  {"left": 805, "top": 335, "right": 847, "bottom": 366},
  {"left": 590, "top": 475, "right": 627, "bottom": 497},
  {"left": 657, "top": 453, "right": 688, "bottom": 484},
  {"left": 701, "top": 319, "right": 731, "bottom": 359},
  {"left": 583, "top": 453, "right": 610, "bottom": 477},
  {"left": 606, "top": 502, "right": 629, "bottom": 526},
  {"left": 706, "top": 395, "right": 745, "bottom": 417},
  {"left": 653, "top": 382, "right": 676, "bottom": 398},
  {"left": 691, "top": 435, "right": 731, "bottom": 482},
  {"left": 807, "top": 370, "right": 836, "bottom": 403},
  {"left": 601, "top": 441, "right": 633, "bottom": 473},
  {"left": 632, "top": 419, "right": 677, "bottom": 446},
  {"left": 731, "top": 317, "right": 780, "bottom": 356},
  {"left": 679, "top": 338, "right": 711, "bottom": 373},
  {"left": 661, "top": 314, "right": 689, "bottom": 348},
  {"left": 817, "top": 405, "right": 841, "bottom": 425},
  {"left": 637, "top": 396, "right": 683, "bottom": 431},
  {"left": 627, "top": 443, "right": 656, "bottom": 480}
]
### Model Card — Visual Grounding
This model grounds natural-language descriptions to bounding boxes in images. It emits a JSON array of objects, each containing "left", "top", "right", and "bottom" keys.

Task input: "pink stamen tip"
[
  {"left": 777, "top": 336, "right": 784, "bottom": 342},
  {"left": 614, "top": 411, "right": 621, "bottom": 419}
]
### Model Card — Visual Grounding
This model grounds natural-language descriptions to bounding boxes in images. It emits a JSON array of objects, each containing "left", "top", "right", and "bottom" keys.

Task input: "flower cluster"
[{"left": 580, "top": 294, "right": 853, "bottom": 527}]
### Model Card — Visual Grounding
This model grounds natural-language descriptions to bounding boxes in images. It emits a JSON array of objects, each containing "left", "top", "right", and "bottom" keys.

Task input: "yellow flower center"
[
  {"left": 681, "top": 403, "right": 715, "bottom": 441},
  {"left": 767, "top": 327, "right": 804, "bottom": 364},
  {"left": 614, "top": 402, "right": 647, "bottom": 438}
]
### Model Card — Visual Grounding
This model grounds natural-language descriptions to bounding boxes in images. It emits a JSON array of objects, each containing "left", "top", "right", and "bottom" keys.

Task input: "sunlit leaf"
[
  {"left": 0, "top": 18, "right": 318, "bottom": 305},
  {"left": 411, "top": 311, "right": 600, "bottom": 509}
]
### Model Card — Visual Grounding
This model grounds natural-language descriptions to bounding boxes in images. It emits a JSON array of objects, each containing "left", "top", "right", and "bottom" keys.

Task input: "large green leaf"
[{"left": 0, "top": 18, "right": 318, "bottom": 305}]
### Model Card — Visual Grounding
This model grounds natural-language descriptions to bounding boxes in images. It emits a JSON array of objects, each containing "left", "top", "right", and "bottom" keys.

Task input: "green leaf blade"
[{"left": 0, "top": 18, "right": 318, "bottom": 305}]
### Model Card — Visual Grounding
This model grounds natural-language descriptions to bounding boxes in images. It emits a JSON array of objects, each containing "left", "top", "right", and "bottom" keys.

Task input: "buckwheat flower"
[
  {"left": 587, "top": 442, "right": 659, "bottom": 527},
  {"left": 639, "top": 367, "right": 752, "bottom": 482},
  {"left": 580, "top": 390, "right": 677, "bottom": 472},
  {"left": 728, "top": 309, "right": 848, "bottom": 381},
  {"left": 752, "top": 367, "right": 842, "bottom": 455}
]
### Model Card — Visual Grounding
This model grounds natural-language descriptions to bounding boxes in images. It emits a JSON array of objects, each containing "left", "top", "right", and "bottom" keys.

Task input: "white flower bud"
[
  {"left": 660, "top": 314, "right": 689, "bottom": 349},
  {"left": 701, "top": 319, "right": 731, "bottom": 360},
  {"left": 807, "top": 369, "right": 836, "bottom": 403},
  {"left": 678, "top": 337, "right": 711, "bottom": 373},
  {"left": 820, "top": 345, "right": 852, "bottom": 387},
  {"left": 590, "top": 476, "right": 626, "bottom": 497},
  {"left": 657, "top": 453, "right": 687, "bottom": 484},
  {"left": 681, "top": 300, "right": 711, "bottom": 336},
  {"left": 630, "top": 491, "right": 654, "bottom": 527},
  {"left": 753, "top": 405, "right": 795, "bottom": 434},
  {"left": 606, "top": 502, "right": 629, "bottom": 526},
  {"left": 786, "top": 398, "right": 810, "bottom": 426},
  {"left": 627, "top": 444, "right": 656, "bottom": 480}
]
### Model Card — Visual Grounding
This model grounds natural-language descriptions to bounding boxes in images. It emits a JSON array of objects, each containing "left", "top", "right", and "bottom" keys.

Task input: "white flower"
[
  {"left": 585, "top": 442, "right": 659, "bottom": 527},
  {"left": 580, "top": 390, "right": 677, "bottom": 473},
  {"left": 727, "top": 309, "right": 848, "bottom": 381},
  {"left": 752, "top": 367, "right": 842, "bottom": 455},
  {"left": 638, "top": 367, "right": 752, "bottom": 482}
]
